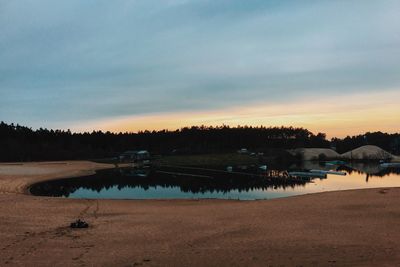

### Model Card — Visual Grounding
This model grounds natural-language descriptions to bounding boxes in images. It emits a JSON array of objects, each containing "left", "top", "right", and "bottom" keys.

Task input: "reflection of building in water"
[{"left": 119, "top": 168, "right": 150, "bottom": 177}]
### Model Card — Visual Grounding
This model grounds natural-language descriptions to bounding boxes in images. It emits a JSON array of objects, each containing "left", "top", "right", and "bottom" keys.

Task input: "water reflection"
[
  {"left": 29, "top": 163, "right": 400, "bottom": 200},
  {"left": 296, "top": 161, "right": 400, "bottom": 177},
  {"left": 297, "top": 161, "right": 400, "bottom": 183},
  {"left": 30, "top": 167, "right": 308, "bottom": 198}
]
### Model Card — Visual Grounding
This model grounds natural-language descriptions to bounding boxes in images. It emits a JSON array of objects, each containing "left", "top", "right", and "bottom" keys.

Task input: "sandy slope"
[
  {"left": 0, "top": 161, "right": 399, "bottom": 266},
  {"left": 289, "top": 148, "right": 340, "bottom": 160},
  {"left": 291, "top": 145, "right": 400, "bottom": 161},
  {"left": 341, "top": 145, "right": 396, "bottom": 160}
]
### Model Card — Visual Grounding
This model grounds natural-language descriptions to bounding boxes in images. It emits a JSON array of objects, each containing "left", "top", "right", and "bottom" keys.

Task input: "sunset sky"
[{"left": 1, "top": 0, "right": 399, "bottom": 138}]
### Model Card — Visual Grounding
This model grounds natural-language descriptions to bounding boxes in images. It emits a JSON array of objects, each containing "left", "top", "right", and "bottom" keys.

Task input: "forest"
[{"left": 0, "top": 121, "right": 399, "bottom": 162}]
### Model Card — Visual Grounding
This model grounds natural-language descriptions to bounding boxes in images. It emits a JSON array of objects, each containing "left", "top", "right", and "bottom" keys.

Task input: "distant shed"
[{"left": 119, "top": 150, "right": 151, "bottom": 163}]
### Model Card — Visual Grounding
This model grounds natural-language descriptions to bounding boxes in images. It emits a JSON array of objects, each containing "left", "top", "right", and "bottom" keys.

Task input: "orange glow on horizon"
[{"left": 69, "top": 90, "right": 400, "bottom": 138}]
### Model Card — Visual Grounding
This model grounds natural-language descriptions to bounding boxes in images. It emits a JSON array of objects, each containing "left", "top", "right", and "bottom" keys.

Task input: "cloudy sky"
[{"left": 1, "top": 0, "right": 399, "bottom": 137}]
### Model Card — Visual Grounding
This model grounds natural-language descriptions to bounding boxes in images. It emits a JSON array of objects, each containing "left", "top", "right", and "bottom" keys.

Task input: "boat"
[
  {"left": 288, "top": 172, "right": 327, "bottom": 179},
  {"left": 380, "top": 163, "right": 400, "bottom": 168},
  {"left": 309, "top": 170, "right": 346, "bottom": 176},
  {"left": 325, "top": 160, "right": 346, "bottom": 166},
  {"left": 259, "top": 165, "right": 267, "bottom": 171}
]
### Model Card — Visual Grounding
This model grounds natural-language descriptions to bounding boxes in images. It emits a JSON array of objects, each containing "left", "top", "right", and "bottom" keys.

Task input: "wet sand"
[{"left": 0, "top": 161, "right": 399, "bottom": 266}]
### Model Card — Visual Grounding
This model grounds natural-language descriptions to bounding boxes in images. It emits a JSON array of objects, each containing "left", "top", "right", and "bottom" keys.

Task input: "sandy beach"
[{"left": 0, "top": 161, "right": 399, "bottom": 266}]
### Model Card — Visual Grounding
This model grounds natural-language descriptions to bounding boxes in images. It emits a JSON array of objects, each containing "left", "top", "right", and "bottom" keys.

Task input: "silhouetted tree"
[{"left": 0, "top": 121, "right": 397, "bottom": 162}]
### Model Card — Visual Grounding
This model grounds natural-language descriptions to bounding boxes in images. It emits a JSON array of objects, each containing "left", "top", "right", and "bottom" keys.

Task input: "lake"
[{"left": 29, "top": 162, "right": 400, "bottom": 200}]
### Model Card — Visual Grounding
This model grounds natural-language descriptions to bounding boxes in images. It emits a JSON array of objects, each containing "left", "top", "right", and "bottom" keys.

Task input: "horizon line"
[{"left": 2, "top": 120, "right": 398, "bottom": 140}]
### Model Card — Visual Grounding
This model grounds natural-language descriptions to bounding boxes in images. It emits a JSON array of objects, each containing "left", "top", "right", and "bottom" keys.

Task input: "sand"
[
  {"left": 290, "top": 145, "right": 400, "bottom": 162},
  {"left": 341, "top": 145, "right": 397, "bottom": 161},
  {"left": 289, "top": 148, "right": 340, "bottom": 160},
  {"left": 0, "top": 161, "right": 399, "bottom": 266}
]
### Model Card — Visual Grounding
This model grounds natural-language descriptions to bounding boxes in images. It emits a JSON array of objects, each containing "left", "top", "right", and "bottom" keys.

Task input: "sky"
[{"left": 1, "top": 0, "right": 399, "bottom": 138}]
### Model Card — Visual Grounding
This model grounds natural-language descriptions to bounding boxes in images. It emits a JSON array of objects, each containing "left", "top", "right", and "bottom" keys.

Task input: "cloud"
[
  {"left": 68, "top": 89, "right": 400, "bottom": 138},
  {"left": 0, "top": 0, "right": 399, "bottom": 130}
]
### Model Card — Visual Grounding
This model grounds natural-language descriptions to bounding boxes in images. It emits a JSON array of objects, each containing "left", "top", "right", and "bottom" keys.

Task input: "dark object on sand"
[{"left": 70, "top": 219, "right": 89, "bottom": 229}]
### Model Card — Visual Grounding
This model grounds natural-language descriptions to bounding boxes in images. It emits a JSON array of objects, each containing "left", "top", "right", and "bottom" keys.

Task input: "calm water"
[{"left": 30, "top": 162, "right": 400, "bottom": 200}]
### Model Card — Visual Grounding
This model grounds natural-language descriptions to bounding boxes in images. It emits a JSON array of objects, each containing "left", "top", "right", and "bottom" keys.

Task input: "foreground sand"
[{"left": 0, "top": 162, "right": 399, "bottom": 266}]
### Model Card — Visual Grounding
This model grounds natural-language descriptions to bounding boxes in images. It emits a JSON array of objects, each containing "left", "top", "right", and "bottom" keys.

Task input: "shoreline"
[{"left": 1, "top": 161, "right": 399, "bottom": 266}]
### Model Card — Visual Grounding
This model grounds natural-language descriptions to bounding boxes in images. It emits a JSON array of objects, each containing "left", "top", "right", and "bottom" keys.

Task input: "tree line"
[
  {"left": 0, "top": 121, "right": 399, "bottom": 161},
  {"left": 332, "top": 132, "right": 400, "bottom": 154}
]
